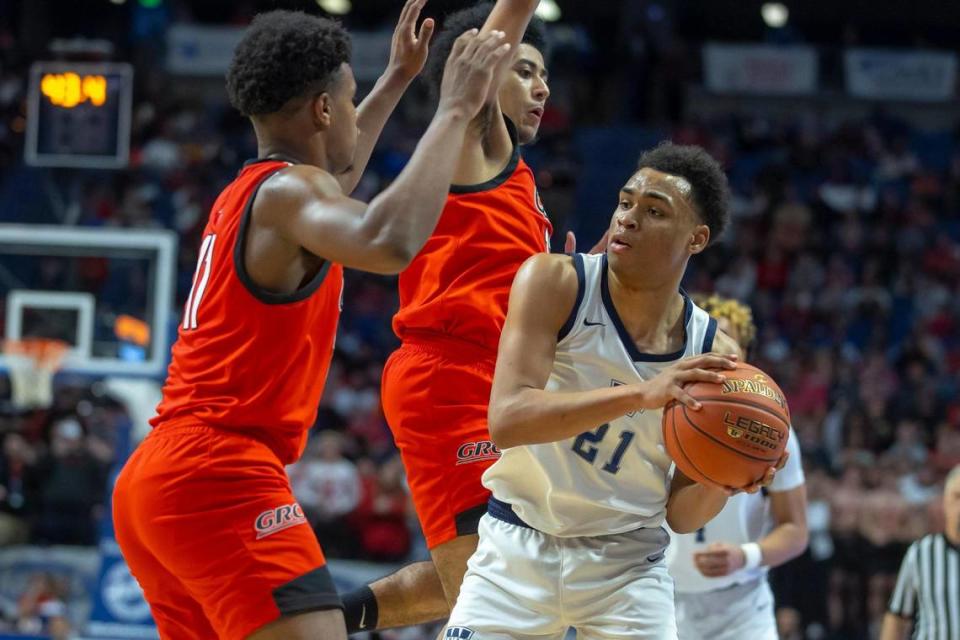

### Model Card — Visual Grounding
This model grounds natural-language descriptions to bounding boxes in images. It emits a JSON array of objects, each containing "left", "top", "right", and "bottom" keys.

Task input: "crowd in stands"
[
  {"left": 0, "top": 380, "right": 125, "bottom": 638},
  {"left": 1, "top": 8, "right": 960, "bottom": 639}
]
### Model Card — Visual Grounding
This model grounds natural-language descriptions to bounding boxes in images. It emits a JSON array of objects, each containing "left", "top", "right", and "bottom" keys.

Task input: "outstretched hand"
[
  {"left": 438, "top": 29, "right": 512, "bottom": 121},
  {"left": 386, "top": 0, "right": 436, "bottom": 83}
]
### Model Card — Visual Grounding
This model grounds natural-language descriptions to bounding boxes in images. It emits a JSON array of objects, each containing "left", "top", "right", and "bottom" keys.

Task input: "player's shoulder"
[
  {"left": 511, "top": 253, "right": 581, "bottom": 316},
  {"left": 516, "top": 253, "right": 578, "bottom": 290},
  {"left": 710, "top": 329, "right": 743, "bottom": 358},
  {"left": 254, "top": 164, "right": 342, "bottom": 217}
]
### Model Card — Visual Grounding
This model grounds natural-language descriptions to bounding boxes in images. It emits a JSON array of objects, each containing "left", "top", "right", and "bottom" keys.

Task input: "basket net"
[{"left": 2, "top": 338, "right": 69, "bottom": 410}]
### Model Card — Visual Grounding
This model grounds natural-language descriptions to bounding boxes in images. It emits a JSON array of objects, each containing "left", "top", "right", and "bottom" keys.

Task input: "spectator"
[
  {"left": 885, "top": 420, "right": 929, "bottom": 468},
  {"left": 859, "top": 468, "right": 910, "bottom": 636},
  {"left": 14, "top": 573, "right": 71, "bottom": 638},
  {"left": 898, "top": 464, "right": 940, "bottom": 506},
  {"left": 828, "top": 464, "right": 866, "bottom": 636},
  {"left": 31, "top": 418, "right": 109, "bottom": 545},
  {"left": 0, "top": 433, "right": 37, "bottom": 546},
  {"left": 350, "top": 455, "right": 413, "bottom": 562},
  {"left": 776, "top": 464, "right": 832, "bottom": 632},
  {"left": 931, "top": 423, "right": 960, "bottom": 473},
  {"left": 288, "top": 431, "right": 361, "bottom": 558}
]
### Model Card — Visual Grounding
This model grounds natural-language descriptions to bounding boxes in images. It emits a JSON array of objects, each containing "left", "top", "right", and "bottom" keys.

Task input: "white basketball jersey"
[
  {"left": 482, "top": 252, "right": 718, "bottom": 538},
  {"left": 667, "top": 427, "right": 805, "bottom": 593}
]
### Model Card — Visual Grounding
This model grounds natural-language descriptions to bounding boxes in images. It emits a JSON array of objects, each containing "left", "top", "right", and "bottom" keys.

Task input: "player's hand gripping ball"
[{"left": 663, "top": 362, "right": 790, "bottom": 491}]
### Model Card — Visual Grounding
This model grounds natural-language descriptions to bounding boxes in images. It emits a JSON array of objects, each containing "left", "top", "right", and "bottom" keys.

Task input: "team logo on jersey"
[
  {"left": 721, "top": 374, "right": 787, "bottom": 411},
  {"left": 445, "top": 627, "right": 475, "bottom": 640},
  {"left": 611, "top": 380, "right": 644, "bottom": 418},
  {"left": 722, "top": 411, "right": 783, "bottom": 451},
  {"left": 534, "top": 186, "right": 547, "bottom": 216},
  {"left": 456, "top": 440, "right": 501, "bottom": 465},
  {"left": 254, "top": 503, "right": 307, "bottom": 539},
  {"left": 533, "top": 186, "right": 551, "bottom": 250}
]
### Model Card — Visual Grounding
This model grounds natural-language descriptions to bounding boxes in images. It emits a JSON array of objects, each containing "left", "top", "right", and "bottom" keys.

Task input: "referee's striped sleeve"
[{"left": 889, "top": 541, "right": 919, "bottom": 617}]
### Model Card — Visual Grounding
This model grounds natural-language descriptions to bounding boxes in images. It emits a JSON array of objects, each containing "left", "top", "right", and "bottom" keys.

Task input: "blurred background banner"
[
  {"left": 844, "top": 48, "right": 957, "bottom": 102},
  {"left": 167, "top": 25, "right": 393, "bottom": 82},
  {"left": 703, "top": 44, "right": 818, "bottom": 95},
  {"left": 165, "top": 25, "right": 243, "bottom": 77}
]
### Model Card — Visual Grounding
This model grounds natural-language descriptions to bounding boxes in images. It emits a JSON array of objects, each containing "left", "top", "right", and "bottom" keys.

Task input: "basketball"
[{"left": 663, "top": 362, "right": 790, "bottom": 490}]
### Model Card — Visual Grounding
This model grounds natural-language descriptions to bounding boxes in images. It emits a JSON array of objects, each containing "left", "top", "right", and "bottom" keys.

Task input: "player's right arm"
[
  {"left": 453, "top": 0, "right": 540, "bottom": 184},
  {"left": 255, "top": 30, "right": 511, "bottom": 275},
  {"left": 477, "top": 0, "right": 539, "bottom": 103},
  {"left": 487, "top": 254, "right": 739, "bottom": 449}
]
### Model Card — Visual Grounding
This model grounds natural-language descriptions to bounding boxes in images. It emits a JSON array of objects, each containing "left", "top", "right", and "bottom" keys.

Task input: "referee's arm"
[
  {"left": 880, "top": 542, "right": 918, "bottom": 640},
  {"left": 881, "top": 613, "right": 913, "bottom": 640}
]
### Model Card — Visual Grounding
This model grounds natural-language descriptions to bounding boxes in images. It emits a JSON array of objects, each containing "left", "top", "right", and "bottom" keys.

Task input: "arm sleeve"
[{"left": 888, "top": 542, "right": 919, "bottom": 618}]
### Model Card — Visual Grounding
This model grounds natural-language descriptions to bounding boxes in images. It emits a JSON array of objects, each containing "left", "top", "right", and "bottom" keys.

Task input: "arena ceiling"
[{"left": 7, "top": 0, "right": 960, "bottom": 55}]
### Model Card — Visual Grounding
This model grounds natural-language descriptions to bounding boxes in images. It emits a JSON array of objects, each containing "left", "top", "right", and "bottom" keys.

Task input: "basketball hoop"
[{"left": 2, "top": 338, "right": 68, "bottom": 410}]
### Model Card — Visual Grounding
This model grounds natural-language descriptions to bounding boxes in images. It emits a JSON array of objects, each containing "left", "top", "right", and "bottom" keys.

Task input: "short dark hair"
[
  {"left": 637, "top": 142, "right": 731, "bottom": 243},
  {"left": 226, "top": 11, "right": 351, "bottom": 117},
  {"left": 423, "top": 2, "right": 548, "bottom": 97}
]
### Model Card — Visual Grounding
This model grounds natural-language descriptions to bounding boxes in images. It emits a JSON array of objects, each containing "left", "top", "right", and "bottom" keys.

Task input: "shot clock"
[{"left": 25, "top": 62, "right": 133, "bottom": 169}]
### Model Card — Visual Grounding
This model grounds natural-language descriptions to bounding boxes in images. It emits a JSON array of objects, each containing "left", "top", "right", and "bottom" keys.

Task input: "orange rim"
[{"left": 1, "top": 338, "right": 69, "bottom": 370}]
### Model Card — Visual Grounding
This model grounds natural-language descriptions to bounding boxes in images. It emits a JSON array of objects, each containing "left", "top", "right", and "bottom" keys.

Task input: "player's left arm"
[
  {"left": 665, "top": 330, "right": 782, "bottom": 534},
  {"left": 757, "top": 430, "right": 808, "bottom": 567},
  {"left": 336, "top": 0, "right": 435, "bottom": 194}
]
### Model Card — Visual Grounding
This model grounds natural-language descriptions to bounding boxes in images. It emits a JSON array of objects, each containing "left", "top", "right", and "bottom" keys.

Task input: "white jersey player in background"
[
  {"left": 444, "top": 143, "right": 786, "bottom": 640},
  {"left": 667, "top": 294, "right": 809, "bottom": 640}
]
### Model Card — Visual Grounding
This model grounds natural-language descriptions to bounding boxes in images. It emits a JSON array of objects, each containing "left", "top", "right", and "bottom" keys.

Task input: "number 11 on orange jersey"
[{"left": 183, "top": 234, "right": 216, "bottom": 330}]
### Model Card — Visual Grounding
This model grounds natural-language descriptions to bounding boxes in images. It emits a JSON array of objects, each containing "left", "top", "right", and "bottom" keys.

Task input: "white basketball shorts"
[
  {"left": 445, "top": 502, "right": 678, "bottom": 640},
  {"left": 675, "top": 577, "right": 777, "bottom": 640}
]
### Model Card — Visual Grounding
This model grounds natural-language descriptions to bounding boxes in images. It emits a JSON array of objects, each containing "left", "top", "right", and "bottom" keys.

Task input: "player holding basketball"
[
  {"left": 667, "top": 295, "right": 808, "bottom": 640},
  {"left": 111, "top": 4, "right": 514, "bottom": 638},
  {"left": 444, "top": 143, "right": 785, "bottom": 639},
  {"left": 339, "top": 1, "right": 556, "bottom": 633}
]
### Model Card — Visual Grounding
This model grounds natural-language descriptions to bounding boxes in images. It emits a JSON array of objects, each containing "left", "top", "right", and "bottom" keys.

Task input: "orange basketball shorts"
[
  {"left": 382, "top": 334, "right": 501, "bottom": 549},
  {"left": 112, "top": 424, "right": 341, "bottom": 639}
]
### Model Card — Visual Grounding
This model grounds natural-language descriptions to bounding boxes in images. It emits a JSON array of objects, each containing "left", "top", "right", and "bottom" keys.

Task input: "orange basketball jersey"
[
  {"left": 152, "top": 159, "right": 344, "bottom": 465},
  {"left": 394, "top": 141, "right": 552, "bottom": 352}
]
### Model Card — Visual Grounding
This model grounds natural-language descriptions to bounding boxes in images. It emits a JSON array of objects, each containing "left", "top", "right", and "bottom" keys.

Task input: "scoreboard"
[{"left": 25, "top": 62, "right": 133, "bottom": 169}]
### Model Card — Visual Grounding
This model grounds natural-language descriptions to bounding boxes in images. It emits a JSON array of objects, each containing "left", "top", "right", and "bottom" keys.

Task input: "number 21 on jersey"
[
  {"left": 183, "top": 234, "right": 216, "bottom": 330},
  {"left": 571, "top": 424, "right": 635, "bottom": 475}
]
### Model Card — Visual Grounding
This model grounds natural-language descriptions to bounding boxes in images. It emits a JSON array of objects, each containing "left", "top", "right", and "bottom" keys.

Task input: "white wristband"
[{"left": 741, "top": 543, "right": 763, "bottom": 571}]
